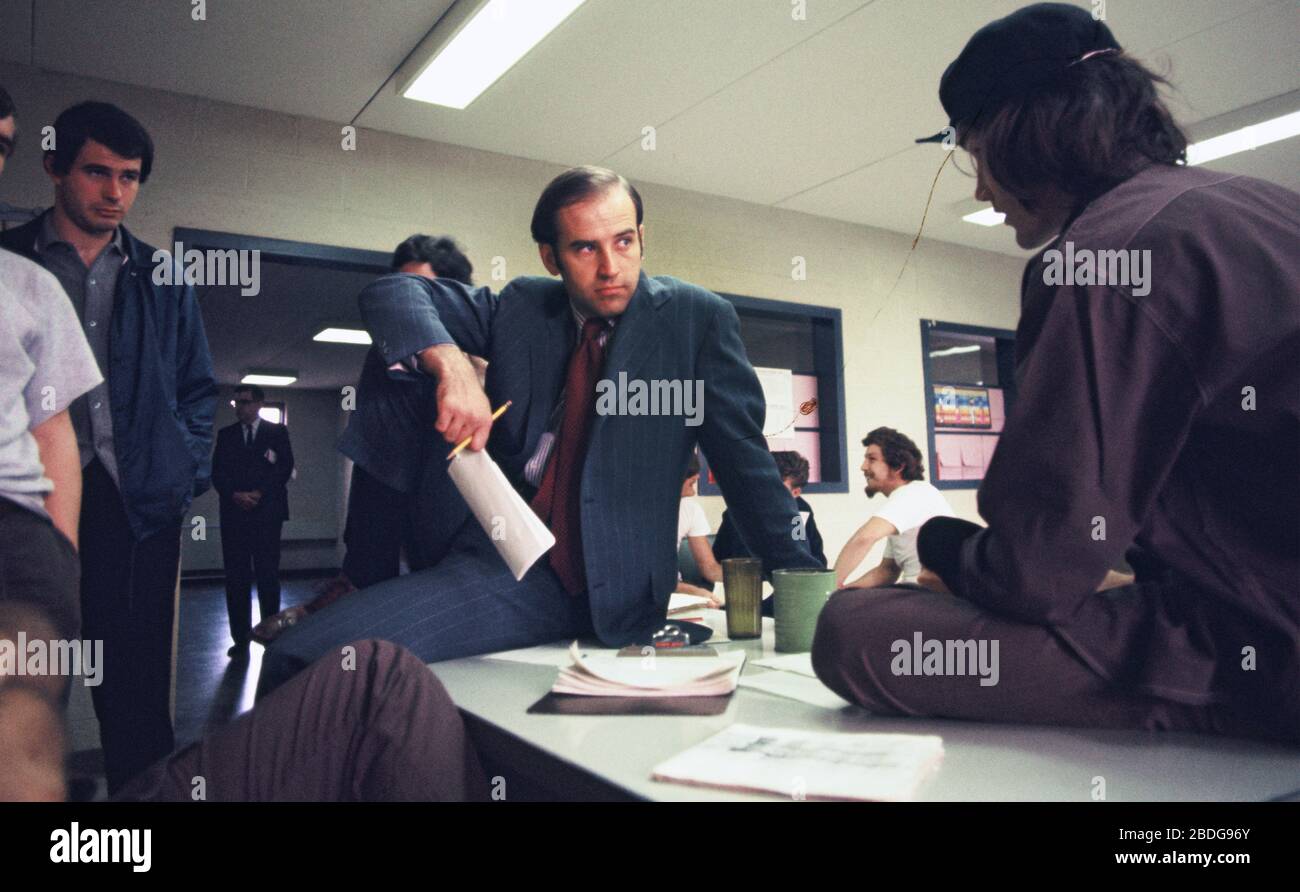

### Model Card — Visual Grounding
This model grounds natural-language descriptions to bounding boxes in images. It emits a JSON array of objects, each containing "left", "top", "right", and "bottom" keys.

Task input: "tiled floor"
[{"left": 66, "top": 574, "right": 327, "bottom": 779}]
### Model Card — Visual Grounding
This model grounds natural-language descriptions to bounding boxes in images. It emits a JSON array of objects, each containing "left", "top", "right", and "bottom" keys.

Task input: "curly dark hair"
[
  {"left": 771, "top": 451, "right": 810, "bottom": 489},
  {"left": 863, "top": 428, "right": 925, "bottom": 482},
  {"left": 960, "top": 52, "right": 1187, "bottom": 208}
]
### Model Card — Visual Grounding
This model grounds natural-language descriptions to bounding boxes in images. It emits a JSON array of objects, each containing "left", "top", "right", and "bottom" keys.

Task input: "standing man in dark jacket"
[
  {"left": 212, "top": 385, "right": 293, "bottom": 657},
  {"left": 0, "top": 101, "right": 217, "bottom": 791}
]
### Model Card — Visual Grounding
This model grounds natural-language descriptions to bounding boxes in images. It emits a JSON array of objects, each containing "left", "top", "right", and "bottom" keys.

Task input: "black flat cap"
[{"left": 916, "top": 2, "right": 1121, "bottom": 143}]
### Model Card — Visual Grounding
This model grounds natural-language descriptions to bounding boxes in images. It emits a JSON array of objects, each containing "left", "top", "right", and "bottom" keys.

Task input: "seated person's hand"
[
  {"left": 915, "top": 567, "right": 951, "bottom": 594},
  {"left": 676, "top": 582, "right": 723, "bottom": 610}
]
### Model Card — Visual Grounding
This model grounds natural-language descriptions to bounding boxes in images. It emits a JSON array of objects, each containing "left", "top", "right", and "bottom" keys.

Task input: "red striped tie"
[{"left": 531, "top": 319, "right": 608, "bottom": 594}]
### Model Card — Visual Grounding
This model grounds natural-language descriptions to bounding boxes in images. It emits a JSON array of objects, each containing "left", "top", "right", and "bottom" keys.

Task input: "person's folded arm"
[
  {"left": 843, "top": 558, "right": 902, "bottom": 590},
  {"left": 358, "top": 273, "right": 498, "bottom": 368},
  {"left": 947, "top": 283, "right": 1204, "bottom": 624},
  {"left": 832, "top": 516, "right": 898, "bottom": 587},
  {"left": 688, "top": 534, "right": 723, "bottom": 584},
  {"left": 695, "top": 300, "right": 819, "bottom": 573},
  {"left": 359, "top": 273, "right": 503, "bottom": 450}
]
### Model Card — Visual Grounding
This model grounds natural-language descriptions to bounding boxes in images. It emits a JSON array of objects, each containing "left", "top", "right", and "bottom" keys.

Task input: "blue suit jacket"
[
  {"left": 0, "top": 217, "right": 217, "bottom": 540},
  {"left": 358, "top": 270, "right": 821, "bottom": 645}
]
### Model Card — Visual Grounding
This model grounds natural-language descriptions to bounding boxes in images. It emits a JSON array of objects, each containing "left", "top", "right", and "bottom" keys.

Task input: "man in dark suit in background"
[
  {"left": 259, "top": 165, "right": 819, "bottom": 694},
  {"left": 212, "top": 384, "right": 293, "bottom": 657}
]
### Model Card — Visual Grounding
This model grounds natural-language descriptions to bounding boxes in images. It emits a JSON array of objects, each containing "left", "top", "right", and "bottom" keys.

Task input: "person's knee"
[{"left": 811, "top": 590, "right": 904, "bottom": 717}]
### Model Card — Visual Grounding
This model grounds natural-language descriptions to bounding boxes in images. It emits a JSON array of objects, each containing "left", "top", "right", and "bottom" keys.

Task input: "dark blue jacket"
[{"left": 1, "top": 216, "right": 218, "bottom": 540}]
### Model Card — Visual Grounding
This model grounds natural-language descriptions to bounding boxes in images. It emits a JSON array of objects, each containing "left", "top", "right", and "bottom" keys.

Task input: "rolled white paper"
[{"left": 446, "top": 448, "right": 555, "bottom": 581}]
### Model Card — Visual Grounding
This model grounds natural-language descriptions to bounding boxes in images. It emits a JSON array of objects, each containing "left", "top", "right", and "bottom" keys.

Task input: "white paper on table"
[
  {"left": 668, "top": 592, "right": 712, "bottom": 613},
  {"left": 651, "top": 723, "right": 944, "bottom": 801},
  {"left": 446, "top": 448, "right": 554, "bottom": 580},
  {"left": 554, "top": 641, "right": 747, "bottom": 697},
  {"left": 751, "top": 652, "right": 817, "bottom": 678},
  {"left": 739, "top": 670, "right": 850, "bottom": 710}
]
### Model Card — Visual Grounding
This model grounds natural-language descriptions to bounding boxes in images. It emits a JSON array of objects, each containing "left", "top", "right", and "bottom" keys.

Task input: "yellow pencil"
[{"left": 446, "top": 401, "right": 512, "bottom": 460}]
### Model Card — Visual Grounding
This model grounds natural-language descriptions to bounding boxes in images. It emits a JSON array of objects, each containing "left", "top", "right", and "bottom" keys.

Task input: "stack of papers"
[
  {"left": 652, "top": 724, "right": 944, "bottom": 801},
  {"left": 553, "top": 642, "right": 746, "bottom": 697}
]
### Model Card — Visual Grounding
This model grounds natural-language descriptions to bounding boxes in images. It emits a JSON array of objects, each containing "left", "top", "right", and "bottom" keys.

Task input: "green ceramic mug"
[{"left": 772, "top": 568, "right": 837, "bottom": 653}]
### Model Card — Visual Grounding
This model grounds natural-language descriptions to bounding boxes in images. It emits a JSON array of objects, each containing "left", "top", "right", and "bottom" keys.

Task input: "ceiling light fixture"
[
  {"left": 241, "top": 371, "right": 298, "bottom": 387},
  {"left": 962, "top": 208, "right": 1006, "bottom": 227},
  {"left": 1186, "top": 109, "right": 1300, "bottom": 166},
  {"left": 313, "top": 327, "right": 372, "bottom": 345},
  {"left": 399, "top": 0, "right": 587, "bottom": 110}
]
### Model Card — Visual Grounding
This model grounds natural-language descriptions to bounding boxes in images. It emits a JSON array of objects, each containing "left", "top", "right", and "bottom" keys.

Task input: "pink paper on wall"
[
  {"left": 935, "top": 437, "right": 964, "bottom": 481},
  {"left": 791, "top": 375, "right": 820, "bottom": 427},
  {"left": 959, "top": 437, "right": 985, "bottom": 479},
  {"left": 982, "top": 434, "right": 999, "bottom": 468}
]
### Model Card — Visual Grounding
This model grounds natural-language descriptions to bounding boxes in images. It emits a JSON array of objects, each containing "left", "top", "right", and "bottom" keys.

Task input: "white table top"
[{"left": 428, "top": 623, "right": 1300, "bottom": 802}]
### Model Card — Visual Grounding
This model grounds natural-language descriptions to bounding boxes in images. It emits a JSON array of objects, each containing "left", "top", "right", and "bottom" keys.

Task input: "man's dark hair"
[
  {"left": 684, "top": 451, "right": 700, "bottom": 481},
  {"left": 961, "top": 53, "right": 1186, "bottom": 207},
  {"left": 46, "top": 101, "right": 155, "bottom": 182},
  {"left": 235, "top": 384, "right": 265, "bottom": 402},
  {"left": 863, "top": 428, "right": 925, "bottom": 482},
  {"left": 390, "top": 234, "right": 473, "bottom": 284},
  {"left": 530, "top": 165, "right": 644, "bottom": 249},
  {"left": 772, "top": 451, "right": 810, "bottom": 489}
]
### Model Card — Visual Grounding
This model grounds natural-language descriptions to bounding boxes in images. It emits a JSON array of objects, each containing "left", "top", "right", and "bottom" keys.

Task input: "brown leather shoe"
[{"left": 251, "top": 606, "right": 308, "bottom": 645}]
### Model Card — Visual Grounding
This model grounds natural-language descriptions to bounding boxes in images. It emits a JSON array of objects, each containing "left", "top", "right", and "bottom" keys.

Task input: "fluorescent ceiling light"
[
  {"left": 1186, "top": 110, "right": 1300, "bottom": 166},
  {"left": 962, "top": 208, "right": 1006, "bottom": 227},
  {"left": 241, "top": 373, "right": 297, "bottom": 387},
  {"left": 929, "top": 345, "right": 982, "bottom": 358},
  {"left": 314, "top": 327, "right": 372, "bottom": 345},
  {"left": 401, "top": 0, "right": 587, "bottom": 109}
]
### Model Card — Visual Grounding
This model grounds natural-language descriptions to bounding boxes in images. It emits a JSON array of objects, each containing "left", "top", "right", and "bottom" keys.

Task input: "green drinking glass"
[{"left": 722, "top": 558, "right": 763, "bottom": 639}]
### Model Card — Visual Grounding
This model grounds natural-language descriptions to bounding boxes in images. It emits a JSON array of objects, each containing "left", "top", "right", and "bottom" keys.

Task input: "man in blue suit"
[{"left": 259, "top": 166, "right": 820, "bottom": 693}]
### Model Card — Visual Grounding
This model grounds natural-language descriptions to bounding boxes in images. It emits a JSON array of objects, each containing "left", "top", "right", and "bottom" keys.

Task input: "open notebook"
[{"left": 652, "top": 724, "right": 944, "bottom": 801}]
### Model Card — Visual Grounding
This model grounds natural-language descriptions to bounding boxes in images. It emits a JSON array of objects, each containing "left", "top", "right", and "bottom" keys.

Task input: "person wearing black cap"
[{"left": 813, "top": 3, "right": 1300, "bottom": 743}]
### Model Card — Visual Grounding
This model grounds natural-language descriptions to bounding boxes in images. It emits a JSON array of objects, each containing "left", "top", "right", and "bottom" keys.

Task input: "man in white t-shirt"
[
  {"left": 833, "top": 428, "right": 955, "bottom": 588},
  {"left": 675, "top": 456, "right": 722, "bottom": 606}
]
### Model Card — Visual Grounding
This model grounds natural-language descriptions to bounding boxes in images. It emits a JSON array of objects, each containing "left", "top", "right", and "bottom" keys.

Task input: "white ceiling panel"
[
  {"left": 356, "top": 0, "right": 872, "bottom": 164},
  {"left": 0, "top": 0, "right": 33, "bottom": 64},
  {"left": 2, "top": 0, "right": 1294, "bottom": 256},
  {"left": 21, "top": 0, "right": 452, "bottom": 122}
]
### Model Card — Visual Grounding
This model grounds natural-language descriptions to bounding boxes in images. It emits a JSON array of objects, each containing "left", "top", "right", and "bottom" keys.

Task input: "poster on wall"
[
  {"left": 754, "top": 367, "right": 797, "bottom": 449},
  {"left": 932, "top": 385, "right": 992, "bottom": 429}
]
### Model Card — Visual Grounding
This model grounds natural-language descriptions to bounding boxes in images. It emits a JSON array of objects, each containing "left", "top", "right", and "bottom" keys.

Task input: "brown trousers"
[
  {"left": 811, "top": 587, "right": 1289, "bottom": 744},
  {"left": 115, "top": 640, "right": 487, "bottom": 801}
]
